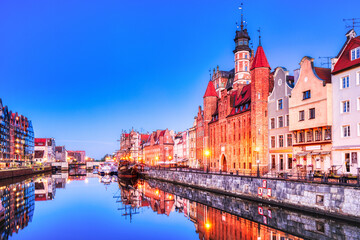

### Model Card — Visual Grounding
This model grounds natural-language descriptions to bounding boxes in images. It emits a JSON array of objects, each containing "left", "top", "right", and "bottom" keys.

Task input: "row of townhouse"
[
  {"left": 0, "top": 98, "right": 34, "bottom": 167},
  {"left": 34, "top": 138, "right": 87, "bottom": 163},
  {"left": 268, "top": 29, "right": 360, "bottom": 176}
]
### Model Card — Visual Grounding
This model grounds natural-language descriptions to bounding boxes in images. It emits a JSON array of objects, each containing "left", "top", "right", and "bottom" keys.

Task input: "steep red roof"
[
  {"left": 228, "top": 84, "right": 251, "bottom": 117},
  {"left": 332, "top": 36, "right": 360, "bottom": 74},
  {"left": 203, "top": 81, "right": 217, "bottom": 98},
  {"left": 314, "top": 67, "right": 331, "bottom": 83},
  {"left": 251, "top": 45, "right": 271, "bottom": 70}
]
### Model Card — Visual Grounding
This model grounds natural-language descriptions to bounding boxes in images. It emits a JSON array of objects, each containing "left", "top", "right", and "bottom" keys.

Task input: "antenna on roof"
[
  {"left": 318, "top": 57, "right": 332, "bottom": 68},
  {"left": 343, "top": 18, "right": 360, "bottom": 30}
]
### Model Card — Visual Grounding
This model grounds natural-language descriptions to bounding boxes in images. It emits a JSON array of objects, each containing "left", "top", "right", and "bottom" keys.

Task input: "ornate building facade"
[{"left": 202, "top": 23, "right": 272, "bottom": 174}]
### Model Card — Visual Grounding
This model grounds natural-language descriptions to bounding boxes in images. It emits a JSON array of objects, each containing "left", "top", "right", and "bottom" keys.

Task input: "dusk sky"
[{"left": 0, "top": 0, "right": 359, "bottom": 159}]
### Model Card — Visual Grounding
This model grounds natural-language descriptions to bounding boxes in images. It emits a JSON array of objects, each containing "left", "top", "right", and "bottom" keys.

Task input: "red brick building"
[
  {"left": 143, "top": 129, "right": 174, "bottom": 166},
  {"left": 202, "top": 24, "right": 272, "bottom": 174},
  {"left": 195, "top": 106, "right": 205, "bottom": 168}
]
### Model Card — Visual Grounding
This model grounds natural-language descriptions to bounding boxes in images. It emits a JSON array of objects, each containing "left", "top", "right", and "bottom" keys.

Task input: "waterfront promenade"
[{"left": 144, "top": 168, "right": 360, "bottom": 223}]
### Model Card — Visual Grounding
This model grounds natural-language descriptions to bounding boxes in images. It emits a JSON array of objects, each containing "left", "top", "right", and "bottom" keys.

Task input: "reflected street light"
[{"left": 255, "top": 147, "right": 260, "bottom": 177}]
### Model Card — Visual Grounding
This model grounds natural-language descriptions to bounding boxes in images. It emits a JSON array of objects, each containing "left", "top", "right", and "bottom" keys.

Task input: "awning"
[
  {"left": 311, "top": 152, "right": 321, "bottom": 156},
  {"left": 321, "top": 151, "right": 331, "bottom": 155},
  {"left": 297, "top": 152, "right": 310, "bottom": 156}
]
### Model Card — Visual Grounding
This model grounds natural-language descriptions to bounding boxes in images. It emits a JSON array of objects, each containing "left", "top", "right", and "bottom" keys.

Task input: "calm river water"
[{"left": 0, "top": 172, "right": 359, "bottom": 240}]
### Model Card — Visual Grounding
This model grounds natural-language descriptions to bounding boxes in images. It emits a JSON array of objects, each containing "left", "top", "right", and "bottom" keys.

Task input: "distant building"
[
  {"left": 119, "top": 130, "right": 149, "bottom": 161},
  {"left": 331, "top": 29, "right": 360, "bottom": 175},
  {"left": 289, "top": 57, "right": 332, "bottom": 175},
  {"left": 34, "top": 138, "right": 56, "bottom": 163},
  {"left": 173, "top": 131, "right": 189, "bottom": 165},
  {"left": 268, "top": 67, "right": 295, "bottom": 175},
  {"left": 67, "top": 150, "right": 86, "bottom": 163},
  {"left": 0, "top": 100, "right": 34, "bottom": 166},
  {"left": 195, "top": 106, "right": 204, "bottom": 168},
  {"left": 55, "top": 146, "right": 67, "bottom": 162},
  {"left": 143, "top": 129, "right": 174, "bottom": 166},
  {"left": 188, "top": 121, "right": 197, "bottom": 168}
]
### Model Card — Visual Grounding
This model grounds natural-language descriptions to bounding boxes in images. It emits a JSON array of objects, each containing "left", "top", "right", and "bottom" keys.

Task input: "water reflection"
[{"left": 0, "top": 173, "right": 358, "bottom": 240}]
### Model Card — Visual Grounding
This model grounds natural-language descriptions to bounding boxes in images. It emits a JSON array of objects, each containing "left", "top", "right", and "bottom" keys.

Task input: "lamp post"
[
  {"left": 204, "top": 150, "right": 210, "bottom": 173},
  {"left": 255, "top": 147, "right": 260, "bottom": 177}
]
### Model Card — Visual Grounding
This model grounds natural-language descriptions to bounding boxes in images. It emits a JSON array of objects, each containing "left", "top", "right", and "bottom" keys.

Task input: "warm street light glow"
[
  {"left": 205, "top": 222, "right": 211, "bottom": 230},
  {"left": 168, "top": 156, "right": 172, "bottom": 160},
  {"left": 255, "top": 147, "right": 260, "bottom": 152},
  {"left": 155, "top": 156, "right": 159, "bottom": 160},
  {"left": 204, "top": 150, "right": 210, "bottom": 156}
]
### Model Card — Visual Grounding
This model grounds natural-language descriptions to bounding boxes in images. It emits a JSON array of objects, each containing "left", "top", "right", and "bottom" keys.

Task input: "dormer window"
[{"left": 351, "top": 47, "right": 360, "bottom": 61}]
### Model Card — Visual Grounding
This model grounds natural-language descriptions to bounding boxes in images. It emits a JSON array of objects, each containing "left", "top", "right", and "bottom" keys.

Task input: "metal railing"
[{"left": 145, "top": 165, "right": 360, "bottom": 186}]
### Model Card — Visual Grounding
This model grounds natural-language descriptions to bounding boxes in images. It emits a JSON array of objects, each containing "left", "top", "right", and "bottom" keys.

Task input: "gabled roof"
[
  {"left": 332, "top": 36, "right": 360, "bottom": 74},
  {"left": 227, "top": 84, "right": 252, "bottom": 117},
  {"left": 314, "top": 67, "right": 331, "bottom": 83},
  {"left": 251, "top": 45, "right": 270, "bottom": 70},
  {"left": 203, "top": 81, "right": 217, "bottom": 98}
]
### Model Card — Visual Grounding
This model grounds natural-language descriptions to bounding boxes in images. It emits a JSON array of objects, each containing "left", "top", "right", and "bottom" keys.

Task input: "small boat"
[
  {"left": 99, "top": 162, "right": 118, "bottom": 175},
  {"left": 118, "top": 161, "right": 138, "bottom": 178}
]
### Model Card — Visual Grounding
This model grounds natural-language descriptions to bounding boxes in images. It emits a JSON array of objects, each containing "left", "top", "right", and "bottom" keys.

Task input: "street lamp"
[
  {"left": 204, "top": 150, "right": 210, "bottom": 172},
  {"left": 255, "top": 147, "right": 260, "bottom": 177}
]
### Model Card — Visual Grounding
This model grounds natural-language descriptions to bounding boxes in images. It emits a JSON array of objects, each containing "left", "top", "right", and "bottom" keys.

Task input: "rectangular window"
[
  {"left": 278, "top": 135, "right": 284, "bottom": 148},
  {"left": 307, "top": 130, "right": 313, "bottom": 142},
  {"left": 278, "top": 116, "right": 283, "bottom": 128},
  {"left": 277, "top": 99, "right": 283, "bottom": 110},
  {"left": 341, "top": 76, "right": 350, "bottom": 89},
  {"left": 270, "top": 118, "right": 275, "bottom": 129},
  {"left": 271, "top": 136, "right": 276, "bottom": 148},
  {"left": 352, "top": 152, "right": 358, "bottom": 164},
  {"left": 299, "top": 131, "right": 305, "bottom": 143},
  {"left": 288, "top": 154, "right": 293, "bottom": 169},
  {"left": 342, "top": 100, "right": 350, "bottom": 113},
  {"left": 299, "top": 110, "right": 305, "bottom": 121},
  {"left": 279, "top": 154, "right": 284, "bottom": 170},
  {"left": 315, "top": 129, "right": 322, "bottom": 141},
  {"left": 357, "top": 71, "right": 360, "bottom": 85},
  {"left": 309, "top": 108, "right": 315, "bottom": 119},
  {"left": 342, "top": 125, "right": 351, "bottom": 138},
  {"left": 271, "top": 155, "right": 276, "bottom": 169},
  {"left": 351, "top": 47, "right": 360, "bottom": 60},
  {"left": 287, "top": 134, "right": 292, "bottom": 147},
  {"left": 325, "top": 127, "right": 332, "bottom": 140},
  {"left": 285, "top": 115, "right": 289, "bottom": 127},
  {"left": 303, "top": 90, "right": 311, "bottom": 100}
]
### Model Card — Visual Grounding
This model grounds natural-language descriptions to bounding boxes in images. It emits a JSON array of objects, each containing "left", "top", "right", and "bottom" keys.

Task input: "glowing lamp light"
[
  {"left": 204, "top": 150, "right": 210, "bottom": 156},
  {"left": 255, "top": 147, "right": 260, "bottom": 152},
  {"left": 205, "top": 222, "right": 211, "bottom": 230},
  {"left": 155, "top": 156, "right": 159, "bottom": 160},
  {"left": 155, "top": 189, "right": 159, "bottom": 195},
  {"left": 168, "top": 156, "right": 172, "bottom": 160}
]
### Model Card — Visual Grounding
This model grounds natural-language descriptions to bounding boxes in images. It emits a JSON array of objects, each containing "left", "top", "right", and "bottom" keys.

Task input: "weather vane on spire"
[
  {"left": 239, "top": 2, "right": 244, "bottom": 31},
  {"left": 257, "top": 27, "right": 262, "bottom": 46}
]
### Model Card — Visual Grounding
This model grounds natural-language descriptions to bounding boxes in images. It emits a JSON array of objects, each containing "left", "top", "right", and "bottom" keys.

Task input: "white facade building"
[{"left": 331, "top": 30, "right": 360, "bottom": 175}]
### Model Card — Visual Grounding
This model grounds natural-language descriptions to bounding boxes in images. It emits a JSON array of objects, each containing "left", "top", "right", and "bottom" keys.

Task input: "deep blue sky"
[{"left": 0, "top": 0, "right": 359, "bottom": 159}]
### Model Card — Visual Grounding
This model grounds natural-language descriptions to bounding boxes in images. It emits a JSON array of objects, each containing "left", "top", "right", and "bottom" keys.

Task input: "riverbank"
[
  {"left": 145, "top": 169, "right": 360, "bottom": 223},
  {"left": 0, "top": 166, "right": 52, "bottom": 180}
]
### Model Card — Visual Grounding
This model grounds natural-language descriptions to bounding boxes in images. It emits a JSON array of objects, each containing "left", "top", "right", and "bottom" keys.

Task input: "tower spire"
[
  {"left": 257, "top": 27, "right": 262, "bottom": 46},
  {"left": 239, "top": 2, "right": 244, "bottom": 31}
]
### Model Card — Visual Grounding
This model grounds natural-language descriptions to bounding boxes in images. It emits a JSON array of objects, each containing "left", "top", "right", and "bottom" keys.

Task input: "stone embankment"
[
  {"left": 0, "top": 166, "right": 52, "bottom": 180},
  {"left": 146, "top": 169, "right": 360, "bottom": 222},
  {"left": 147, "top": 178, "right": 360, "bottom": 240}
]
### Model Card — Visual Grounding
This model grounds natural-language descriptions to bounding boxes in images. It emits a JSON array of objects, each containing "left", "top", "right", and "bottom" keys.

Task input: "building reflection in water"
[
  {"left": 117, "top": 180, "right": 301, "bottom": 240},
  {"left": 0, "top": 180, "right": 35, "bottom": 239}
]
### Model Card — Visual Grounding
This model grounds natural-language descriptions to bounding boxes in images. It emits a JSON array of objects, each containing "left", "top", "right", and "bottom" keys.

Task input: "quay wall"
[
  {"left": 0, "top": 167, "right": 52, "bottom": 180},
  {"left": 147, "top": 169, "right": 360, "bottom": 221},
  {"left": 147, "top": 179, "right": 360, "bottom": 240}
]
